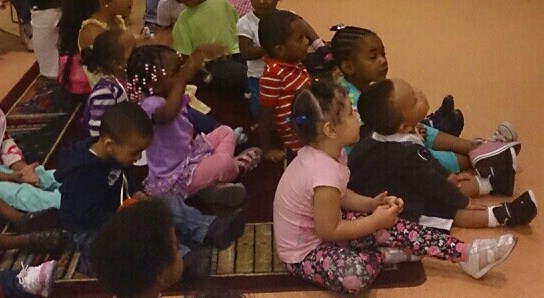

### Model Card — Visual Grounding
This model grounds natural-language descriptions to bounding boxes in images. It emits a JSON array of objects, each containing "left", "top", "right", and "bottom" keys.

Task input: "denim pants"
[
  {"left": 10, "top": 0, "right": 36, "bottom": 22},
  {"left": 158, "top": 195, "right": 215, "bottom": 256},
  {"left": 0, "top": 269, "right": 32, "bottom": 297},
  {"left": 144, "top": 0, "right": 160, "bottom": 24},
  {"left": 188, "top": 107, "right": 221, "bottom": 135},
  {"left": 70, "top": 230, "right": 99, "bottom": 275},
  {"left": 247, "top": 76, "right": 260, "bottom": 119}
]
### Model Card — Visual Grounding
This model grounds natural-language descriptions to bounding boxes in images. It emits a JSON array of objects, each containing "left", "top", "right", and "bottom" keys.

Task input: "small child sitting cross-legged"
[
  {"left": 348, "top": 78, "right": 537, "bottom": 231},
  {"left": 273, "top": 80, "right": 518, "bottom": 294}
]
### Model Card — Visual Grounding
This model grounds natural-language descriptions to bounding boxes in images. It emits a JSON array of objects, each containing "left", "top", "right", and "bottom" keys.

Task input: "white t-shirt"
[
  {"left": 236, "top": 11, "right": 264, "bottom": 78},
  {"left": 157, "top": 0, "right": 186, "bottom": 27},
  {"left": 273, "top": 146, "right": 350, "bottom": 264}
]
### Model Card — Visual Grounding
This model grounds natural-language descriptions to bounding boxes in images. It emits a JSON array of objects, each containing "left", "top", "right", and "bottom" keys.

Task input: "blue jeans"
[
  {"left": 144, "top": 0, "right": 160, "bottom": 24},
  {"left": 0, "top": 269, "right": 32, "bottom": 297},
  {"left": 248, "top": 76, "right": 260, "bottom": 119},
  {"left": 69, "top": 230, "right": 99, "bottom": 275},
  {"left": 158, "top": 195, "right": 215, "bottom": 256},
  {"left": 10, "top": 0, "right": 37, "bottom": 22}
]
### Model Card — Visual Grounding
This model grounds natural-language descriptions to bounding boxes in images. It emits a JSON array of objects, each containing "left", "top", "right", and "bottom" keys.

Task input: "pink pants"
[{"left": 187, "top": 125, "right": 239, "bottom": 195}]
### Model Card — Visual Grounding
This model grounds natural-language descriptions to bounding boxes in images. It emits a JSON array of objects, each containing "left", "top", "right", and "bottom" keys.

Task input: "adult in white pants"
[{"left": 31, "top": 6, "right": 61, "bottom": 88}]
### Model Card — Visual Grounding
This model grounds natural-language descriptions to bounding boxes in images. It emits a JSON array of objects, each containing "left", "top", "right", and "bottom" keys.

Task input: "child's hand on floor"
[
  {"left": 19, "top": 162, "right": 40, "bottom": 187},
  {"left": 264, "top": 149, "right": 286, "bottom": 163}
]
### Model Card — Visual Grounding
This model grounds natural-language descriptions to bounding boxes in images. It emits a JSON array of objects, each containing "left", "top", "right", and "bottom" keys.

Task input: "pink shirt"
[{"left": 273, "top": 146, "right": 350, "bottom": 263}]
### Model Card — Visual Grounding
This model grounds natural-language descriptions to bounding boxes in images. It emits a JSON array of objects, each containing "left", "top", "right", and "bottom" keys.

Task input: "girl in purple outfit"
[{"left": 126, "top": 44, "right": 262, "bottom": 206}]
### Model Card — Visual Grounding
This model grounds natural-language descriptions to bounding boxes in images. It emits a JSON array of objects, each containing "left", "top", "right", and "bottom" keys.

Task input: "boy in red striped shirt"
[{"left": 258, "top": 10, "right": 323, "bottom": 162}]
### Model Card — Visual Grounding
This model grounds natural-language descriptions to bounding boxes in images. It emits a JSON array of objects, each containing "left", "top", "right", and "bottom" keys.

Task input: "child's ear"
[
  {"left": 398, "top": 122, "right": 414, "bottom": 134},
  {"left": 103, "top": 137, "right": 116, "bottom": 153},
  {"left": 322, "top": 121, "right": 337, "bottom": 139},
  {"left": 340, "top": 60, "right": 355, "bottom": 76},
  {"left": 274, "top": 45, "right": 287, "bottom": 59}
]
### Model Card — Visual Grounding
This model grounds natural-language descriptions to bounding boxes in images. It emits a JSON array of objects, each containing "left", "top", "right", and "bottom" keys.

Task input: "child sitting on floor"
[
  {"left": 330, "top": 25, "right": 520, "bottom": 173},
  {"left": 273, "top": 80, "right": 517, "bottom": 293},
  {"left": 126, "top": 45, "right": 262, "bottom": 206},
  {"left": 0, "top": 108, "right": 61, "bottom": 212},
  {"left": 257, "top": 10, "right": 312, "bottom": 162},
  {"left": 92, "top": 199, "right": 185, "bottom": 297},
  {"left": 349, "top": 78, "right": 537, "bottom": 230}
]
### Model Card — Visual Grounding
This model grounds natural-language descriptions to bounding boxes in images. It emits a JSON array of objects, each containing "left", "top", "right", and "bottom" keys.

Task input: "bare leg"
[
  {"left": 433, "top": 131, "right": 477, "bottom": 154},
  {"left": 457, "top": 175, "right": 481, "bottom": 197},
  {"left": 0, "top": 199, "right": 24, "bottom": 223},
  {"left": 455, "top": 153, "right": 472, "bottom": 171},
  {"left": 453, "top": 209, "right": 489, "bottom": 228}
]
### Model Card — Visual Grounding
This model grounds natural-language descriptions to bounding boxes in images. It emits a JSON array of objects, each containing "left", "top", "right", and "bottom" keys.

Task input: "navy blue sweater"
[
  {"left": 55, "top": 138, "right": 123, "bottom": 233},
  {"left": 348, "top": 138, "right": 469, "bottom": 222}
]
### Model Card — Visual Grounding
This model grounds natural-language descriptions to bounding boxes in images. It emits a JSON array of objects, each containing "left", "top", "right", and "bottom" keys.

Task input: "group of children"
[{"left": 0, "top": 0, "right": 538, "bottom": 297}]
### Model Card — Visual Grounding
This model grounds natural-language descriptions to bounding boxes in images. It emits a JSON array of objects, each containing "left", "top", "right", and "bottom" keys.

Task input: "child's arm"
[
  {"left": 152, "top": 44, "right": 228, "bottom": 124},
  {"left": 0, "top": 171, "right": 24, "bottom": 183},
  {"left": 341, "top": 190, "right": 404, "bottom": 213},
  {"left": 238, "top": 36, "right": 265, "bottom": 60},
  {"left": 313, "top": 186, "right": 401, "bottom": 241}
]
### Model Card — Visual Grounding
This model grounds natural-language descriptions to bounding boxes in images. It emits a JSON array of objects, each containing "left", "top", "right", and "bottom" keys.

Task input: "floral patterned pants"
[{"left": 285, "top": 211, "right": 466, "bottom": 293}]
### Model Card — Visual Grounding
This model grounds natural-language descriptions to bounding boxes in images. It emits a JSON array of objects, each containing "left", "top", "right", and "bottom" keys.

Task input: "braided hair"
[
  {"left": 330, "top": 24, "right": 377, "bottom": 68},
  {"left": 125, "top": 45, "right": 180, "bottom": 103}
]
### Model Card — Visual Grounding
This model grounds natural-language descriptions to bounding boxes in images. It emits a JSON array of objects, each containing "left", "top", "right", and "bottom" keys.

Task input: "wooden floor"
[{"left": 1, "top": 1, "right": 543, "bottom": 297}]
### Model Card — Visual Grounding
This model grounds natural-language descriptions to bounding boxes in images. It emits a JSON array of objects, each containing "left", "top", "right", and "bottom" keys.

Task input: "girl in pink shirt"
[{"left": 272, "top": 80, "right": 517, "bottom": 293}]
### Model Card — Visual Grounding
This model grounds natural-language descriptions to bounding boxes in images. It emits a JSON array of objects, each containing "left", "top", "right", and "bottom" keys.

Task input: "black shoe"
[
  {"left": 475, "top": 147, "right": 516, "bottom": 196},
  {"left": 203, "top": 208, "right": 246, "bottom": 249},
  {"left": 503, "top": 190, "right": 538, "bottom": 227},
  {"left": 28, "top": 229, "right": 66, "bottom": 253},
  {"left": 12, "top": 208, "right": 61, "bottom": 234},
  {"left": 182, "top": 246, "right": 212, "bottom": 282}
]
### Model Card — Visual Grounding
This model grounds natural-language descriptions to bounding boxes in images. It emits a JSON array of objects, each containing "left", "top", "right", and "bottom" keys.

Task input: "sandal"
[{"left": 236, "top": 147, "right": 263, "bottom": 175}]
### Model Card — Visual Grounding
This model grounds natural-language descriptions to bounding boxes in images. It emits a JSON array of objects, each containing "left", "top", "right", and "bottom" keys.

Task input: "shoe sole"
[
  {"left": 471, "top": 235, "right": 517, "bottom": 279},
  {"left": 498, "top": 121, "right": 518, "bottom": 142},
  {"left": 200, "top": 184, "right": 246, "bottom": 207}
]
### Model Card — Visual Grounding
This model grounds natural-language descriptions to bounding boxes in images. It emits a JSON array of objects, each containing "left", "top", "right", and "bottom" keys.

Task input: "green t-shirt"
[{"left": 171, "top": 0, "right": 240, "bottom": 55}]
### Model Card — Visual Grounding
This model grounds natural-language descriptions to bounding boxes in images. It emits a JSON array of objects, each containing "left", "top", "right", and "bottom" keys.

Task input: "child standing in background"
[
  {"left": 126, "top": 45, "right": 262, "bottom": 206},
  {"left": 237, "top": 0, "right": 279, "bottom": 120},
  {"left": 273, "top": 80, "right": 517, "bottom": 293}
]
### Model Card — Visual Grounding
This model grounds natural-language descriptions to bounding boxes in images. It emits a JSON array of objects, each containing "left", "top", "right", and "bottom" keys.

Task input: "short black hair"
[
  {"left": 330, "top": 25, "right": 377, "bottom": 69},
  {"left": 292, "top": 80, "right": 346, "bottom": 144},
  {"left": 258, "top": 10, "right": 301, "bottom": 57},
  {"left": 81, "top": 29, "right": 126, "bottom": 74},
  {"left": 92, "top": 199, "right": 176, "bottom": 297},
  {"left": 99, "top": 101, "right": 153, "bottom": 144},
  {"left": 358, "top": 79, "right": 402, "bottom": 135}
]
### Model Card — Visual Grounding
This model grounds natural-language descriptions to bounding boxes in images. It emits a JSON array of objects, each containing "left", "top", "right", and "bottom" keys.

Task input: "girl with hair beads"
[
  {"left": 126, "top": 45, "right": 262, "bottom": 206},
  {"left": 273, "top": 80, "right": 517, "bottom": 293}
]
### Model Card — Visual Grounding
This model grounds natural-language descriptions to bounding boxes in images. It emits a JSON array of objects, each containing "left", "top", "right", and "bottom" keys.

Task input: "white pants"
[{"left": 30, "top": 8, "right": 61, "bottom": 79}]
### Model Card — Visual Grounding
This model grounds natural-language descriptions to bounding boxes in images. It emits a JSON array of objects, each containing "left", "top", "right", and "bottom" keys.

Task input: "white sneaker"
[
  {"left": 475, "top": 121, "right": 518, "bottom": 144},
  {"left": 17, "top": 260, "right": 57, "bottom": 297},
  {"left": 460, "top": 234, "right": 517, "bottom": 279}
]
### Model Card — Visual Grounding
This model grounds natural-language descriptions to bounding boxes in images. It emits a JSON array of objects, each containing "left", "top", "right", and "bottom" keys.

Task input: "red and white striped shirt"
[{"left": 260, "top": 56, "right": 310, "bottom": 153}]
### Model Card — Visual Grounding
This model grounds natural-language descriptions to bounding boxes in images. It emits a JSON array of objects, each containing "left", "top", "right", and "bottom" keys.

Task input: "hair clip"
[
  {"left": 294, "top": 115, "right": 308, "bottom": 124},
  {"left": 330, "top": 24, "right": 346, "bottom": 31}
]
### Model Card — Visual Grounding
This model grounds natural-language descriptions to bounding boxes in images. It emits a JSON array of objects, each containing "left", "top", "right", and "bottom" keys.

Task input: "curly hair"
[{"left": 91, "top": 199, "right": 176, "bottom": 297}]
